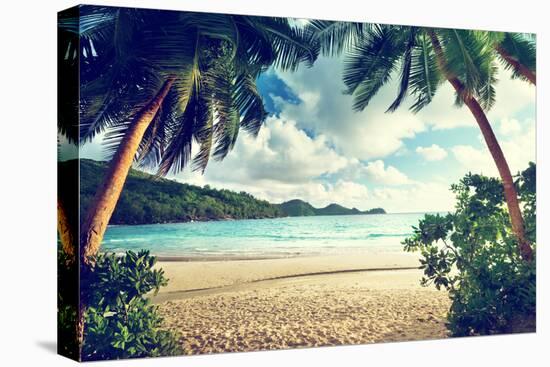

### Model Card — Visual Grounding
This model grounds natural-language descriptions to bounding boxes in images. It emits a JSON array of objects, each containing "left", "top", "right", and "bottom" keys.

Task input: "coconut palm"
[
  {"left": 310, "top": 22, "right": 533, "bottom": 261},
  {"left": 58, "top": 6, "right": 319, "bottom": 264},
  {"left": 492, "top": 32, "right": 536, "bottom": 85}
]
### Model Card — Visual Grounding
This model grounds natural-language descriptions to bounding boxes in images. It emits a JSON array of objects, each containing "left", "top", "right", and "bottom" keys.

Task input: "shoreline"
[
  {"left": 154, "top": 252, "right": 422, "bottom": 294},
  {"left": 156, "top": 254, "right": 290, "bottom": 262},
  {"left": 106, "top": 211, "right": 393, "bottom": 227},
  {"left": 152, "top": 265, "right": 421, "bottom": 303}
]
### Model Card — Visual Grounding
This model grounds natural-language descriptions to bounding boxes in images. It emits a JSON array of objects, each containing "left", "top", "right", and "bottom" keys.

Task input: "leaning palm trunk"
[
  {"left": 80, "top": 77, "right": 175, "bottom": 265},
  {"left": 428, "top": 30, "right": 533, "bottom": 262},
  {"left": 58, "top": 198, "right": 75, "bottom": 259},
  {"left": 494, "top": 45, "right": 536, "bottom": 85},
  {"left": 75, "top": 77, "right": 175, "bottom": 356}
]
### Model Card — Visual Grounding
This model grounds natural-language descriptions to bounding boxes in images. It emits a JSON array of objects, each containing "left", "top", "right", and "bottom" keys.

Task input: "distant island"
[
  {"left": 278, "top": 199, "right": 385, "bottom": 216},
  {"left": 64, "top": 159, "right": 385, "bottom": 225}
]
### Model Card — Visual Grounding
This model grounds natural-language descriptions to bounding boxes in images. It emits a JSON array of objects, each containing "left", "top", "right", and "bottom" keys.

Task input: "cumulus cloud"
[
  {"left": 416, "top": 144, "right": 448, "bottom": 161},
  {"left": 499, "top": 117, "right": 522, "bottom": 136},
  {"left": 416, "top": 68, "right": 535, "bottom": 131},
  {"left": 451, "top": 118, "right": 536, "bottom": 177},
  {"left": 275, "top": 58, "right": 535, "bottom": 162},
  {"left": 170, "top": 115, "right": 364, "bottom": 205},
  {"left": 370, "top": 181, "right": 455, "bottom": 213},
  {"left": 363, "top": 160, "right": 410, "bottom": 185},
  {"left": 276, "top": 57, "right": 426, "bottom": 160},
  {"left": 204, "top": 116, "right": 348, "bottom": 184}
]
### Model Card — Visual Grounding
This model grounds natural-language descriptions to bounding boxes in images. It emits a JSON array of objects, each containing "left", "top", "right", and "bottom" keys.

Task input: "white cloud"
[
  {"left": 171, "top": 115, "right": 366, "bottom": 207},
  {"left": 201, "top": 116, "right": 349, "bottom": 184},
  {"left": 363, "top": 160, "right": 410, "bottom": 185},
  {"left": 416, "top": 68, "right": 535, "bottom": 131},
  {"left": 452, "top": 145, "right": 491, "bottom": 172},
  {"left": 499, "top": 117, "right": 522, "bottom": 136},
  {"left": 276, "top": 57, "right": 426, "bottom": 160},
  {"left": 370, "top": 181, "right": 455, "bottom": 213},
  {"left": 451, "top": 118, "right": 536, "bottom": 177},
  {"left": 275, "top": 58, "right": 535, "bottom": 163},
  {"left": 416, "top": 144, "right": 448, "bottom": 161}
]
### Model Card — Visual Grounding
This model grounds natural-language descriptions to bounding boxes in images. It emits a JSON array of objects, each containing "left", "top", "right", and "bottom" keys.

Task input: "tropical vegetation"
[
  {"left": 58, "top": 250, "right": 181, "bottom": 360},
  {"left": 403, "top": 163, "right": 536, "bottom": 335}
]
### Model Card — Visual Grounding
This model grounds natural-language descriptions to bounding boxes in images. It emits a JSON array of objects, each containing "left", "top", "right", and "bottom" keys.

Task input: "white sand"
[
  {"left": 153, "top": 253, "right": 450, "bottom": 355},
  {"left": 155, "top": 252, "right": 421, "bottom": 294}
]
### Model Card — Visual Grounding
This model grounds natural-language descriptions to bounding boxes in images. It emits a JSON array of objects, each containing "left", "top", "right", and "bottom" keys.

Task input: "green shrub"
[
  {"left": 81, "top": 250, "right": 181, "bottom": 361},
  {"left": 57, "top": 249, "right": 79, "bottom": 359},
  {"left": 403, "top": 163, "right": 536, "bottom": 336}
]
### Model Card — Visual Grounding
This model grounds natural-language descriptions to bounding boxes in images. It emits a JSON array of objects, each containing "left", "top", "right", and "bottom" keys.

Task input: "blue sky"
[{"left": 79, "top": 52, "right": 536, "bottom": 213}]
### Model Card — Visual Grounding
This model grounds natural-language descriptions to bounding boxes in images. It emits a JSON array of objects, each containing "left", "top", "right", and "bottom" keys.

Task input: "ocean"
[{"left": 102, "top": 213, "right": 432, "bottom": 258}]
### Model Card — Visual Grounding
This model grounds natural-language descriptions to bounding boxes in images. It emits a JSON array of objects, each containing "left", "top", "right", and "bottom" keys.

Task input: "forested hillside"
[
  {"left": 74, "top": 159, "right": 285, "bottom": 224},
  {"left": 60, "top": 159, "right": 386, "bottom": 225}
]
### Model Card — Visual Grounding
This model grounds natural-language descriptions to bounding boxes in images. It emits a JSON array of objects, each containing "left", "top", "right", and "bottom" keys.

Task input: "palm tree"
[
  {"left": 492, "top": 32, "right": 536, "bottom": 85},
  {"left": 58, "top": 6, "right": 319, "bottom": 265},
  {"left": 310, "top": 23, "right": 533, "bottom": 261},
  {"left": 59, "top": 7, "right": 319, "bottom": 356}
]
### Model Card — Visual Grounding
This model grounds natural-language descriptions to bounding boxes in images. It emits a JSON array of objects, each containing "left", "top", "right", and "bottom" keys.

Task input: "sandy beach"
[{"left": 153, "top": 253, "right": 451, "bottom": 355}]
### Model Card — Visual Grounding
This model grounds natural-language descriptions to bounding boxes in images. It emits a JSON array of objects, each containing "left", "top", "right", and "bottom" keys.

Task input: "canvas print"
[{"left": 57, "top": 4, "right": 536, "bottom": 361}]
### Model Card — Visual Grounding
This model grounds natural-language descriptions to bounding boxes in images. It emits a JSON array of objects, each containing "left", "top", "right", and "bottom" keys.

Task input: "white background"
[{"left": 0, "top": 0, "right": 547, "bottom": 365}]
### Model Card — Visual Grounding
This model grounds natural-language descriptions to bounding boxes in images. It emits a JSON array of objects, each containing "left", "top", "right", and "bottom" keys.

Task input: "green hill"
[
  {"left": 277, "top": 199, "right": 386, "bottom": 217},
  {"left": 60, "top": 159, "right": 386, "bottom": 225},
  {"left": 277, "top": 199, "right": 317, "bottom": 216},
  {"left": 71, "top": 159, "right": 285, "bottom": 225},
  {"left": 316, "top": 203, "right": 361, "bottom": 216}
]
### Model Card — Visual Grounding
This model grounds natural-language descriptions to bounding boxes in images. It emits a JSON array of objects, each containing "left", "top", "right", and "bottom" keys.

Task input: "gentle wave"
[{"left": 102, "top": 213, "right": 428, "bottom": 257}]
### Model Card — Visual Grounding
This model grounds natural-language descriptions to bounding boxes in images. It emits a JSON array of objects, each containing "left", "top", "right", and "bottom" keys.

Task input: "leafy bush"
[
  {"left": 80, "top": 250, "right": 181, "bottom": 360},
  {"left": 403, "top": 163, "right": 536, "bottom": 336},
  {"left": 58, "top": 250, "right": 79, "bottom": 359}
]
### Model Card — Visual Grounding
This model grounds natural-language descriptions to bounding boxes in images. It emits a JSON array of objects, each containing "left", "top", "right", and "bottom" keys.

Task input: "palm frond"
[
  {"left": 157, "top": 89, "right": 209, "bottom": 176},
  {"left": 206, "top": 60, "right": 241, "bottom": 164},
  {"left": 232, "top": 16, "right": 276, "bottom": 71},
  {"left": 308, "top": 20, "right": 369, "bottom": 56},
  {"left": 387, "top": 27, "right": 418, "bottom": 112},
  {"left": 80, "top": 61, "right": 164, "bottom": 142},
  {"left": 343, "top": 25, "right": 403, "bottom": 111},
  {"left": 58, "top": 7, "right": 80, "bottom": 144},
  {"left": 436, "top": 29, "right": 494, "bottom": 100},
  {"left": 471, "top": 31, "right": 500, "bottom": 110},
  {"left": 408, "top": 31, "right": 442, "bottom": 113},
  {"left": 247, "top": 17, "right": 320, "bottom": 71},
  {"left": 135, "top": 88, "right": 180, "bottom": 168},
  {"left": 497, "top": 32, "right": 536, "bottom": 81},
  {"left": 234, "top": 73, "right": 268, "bottom": 136},
  {"left": 191, "top": 107, "right": 215, "bottom": 173},
  {"left": 72, "top": 8, "right": 316, "bottom": 176}
]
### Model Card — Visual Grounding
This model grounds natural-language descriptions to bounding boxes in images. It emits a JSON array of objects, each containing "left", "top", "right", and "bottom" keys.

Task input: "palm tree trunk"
[
  {"left": 58, "top": 198, "right": 75, "bottom": 259},
  {"left": 494, "top": 45, "right": 536, "bottom": 85},
  {"left": 75, "top": 77, "right": 175, "bottom": 358},
  {"left": 428, "top": 30, "right": 533, "bottom": 262},
  {"left": 79, "top": 77, "right": 175, "bottom": 265}
]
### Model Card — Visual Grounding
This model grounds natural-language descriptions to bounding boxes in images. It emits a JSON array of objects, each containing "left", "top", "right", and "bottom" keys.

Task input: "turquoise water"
[{"left": 102, "top": 213, "right": 430, "bottom": 258}]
